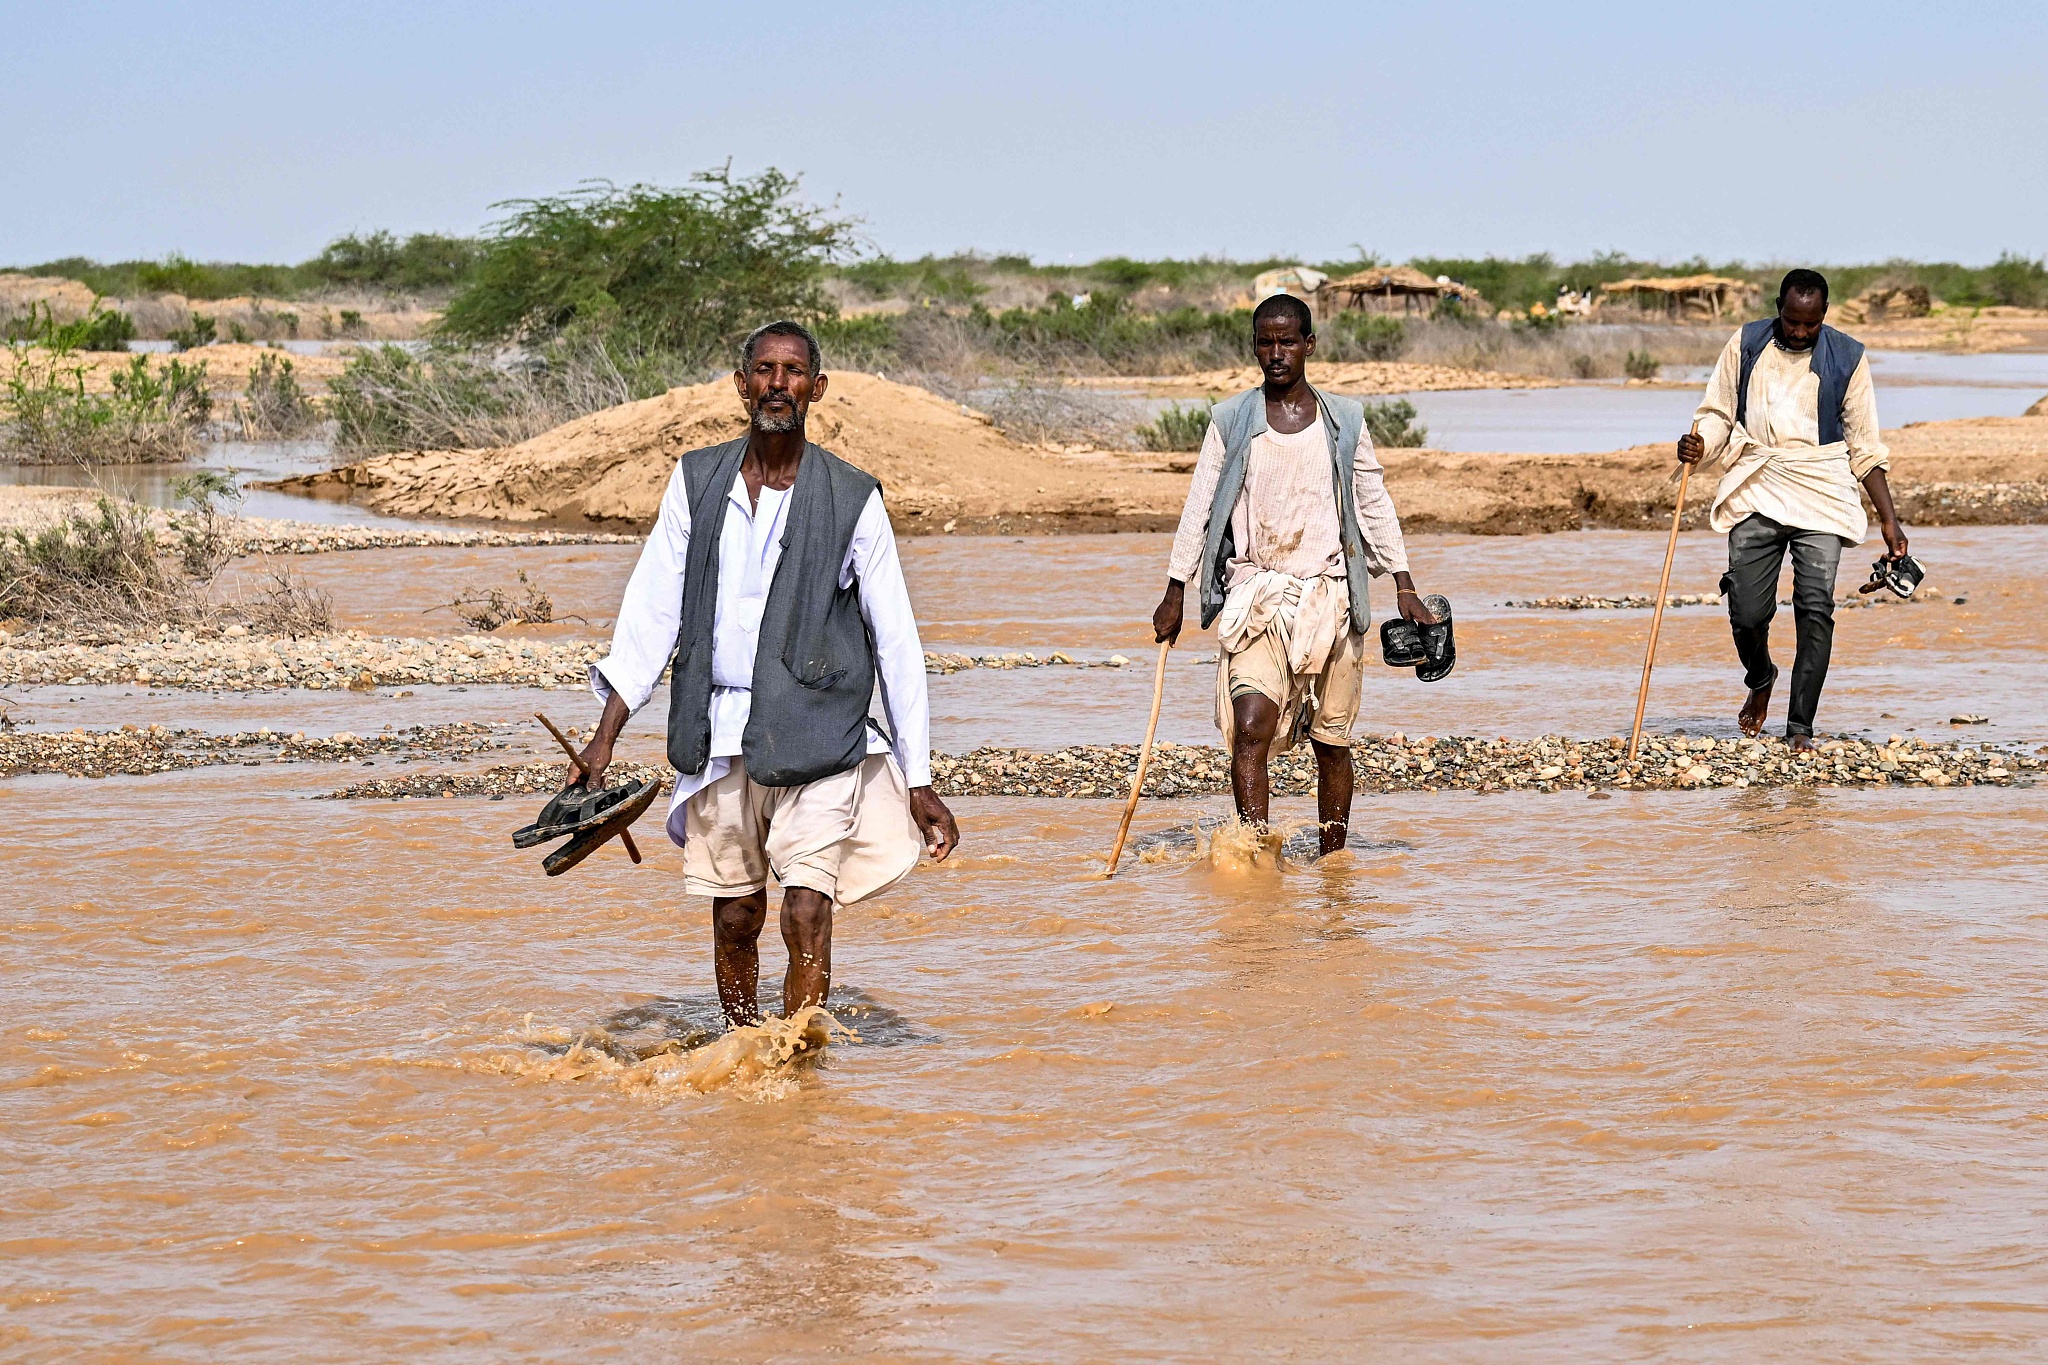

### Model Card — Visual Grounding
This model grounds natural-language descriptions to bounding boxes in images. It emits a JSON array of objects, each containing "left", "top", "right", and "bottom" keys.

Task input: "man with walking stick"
[
  {"left": 1150, "top": 294, "right": 1436, "bottom": 855},
  {"left": 1677, "top": 269, "right": 1908, "bottom": 750}
]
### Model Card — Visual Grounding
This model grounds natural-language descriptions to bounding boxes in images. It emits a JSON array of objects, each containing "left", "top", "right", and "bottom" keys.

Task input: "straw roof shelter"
[
  {"left": 1598, "top": 274, "right": 1759, "bottom": 320},
  {"left": 1326, "top": 266, "right": 1487, "bottom": 315}
]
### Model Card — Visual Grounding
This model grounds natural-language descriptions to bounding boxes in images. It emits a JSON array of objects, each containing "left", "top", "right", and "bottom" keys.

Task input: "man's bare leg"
[
  {"left": 1311, "top": 738, "right": 1353, "bottom": 855},
  {"left": 779, "top": 887, "right": 834, "bottom": 1015},
  {"left": 1738, "top": 676, "right": 1774, "bottom": 737},
  {"left": 711, "top": 891, "right": 768, "bottom": 1026},
  {"left": 1230, "top": 692, "right": 1281, "bottom": 826}
]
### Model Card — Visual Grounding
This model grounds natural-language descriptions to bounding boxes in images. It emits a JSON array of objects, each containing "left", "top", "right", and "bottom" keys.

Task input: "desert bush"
[
  {"left": 327, "top": 340, "right": 680, "bottom": 453},
  {"left": 1569, "top": 353, "right": 1598, "bottom": 379},
  {"left": 1137, "top": 402, "right": 1212, "bottom": 452},
  {"left": 0, "top": 485, "right": 332, "bottom": 640},
  {"left": 437, "top": 168, "right": 856, "bottom": 364},
  {"left": 166, "top": 470, "right": 241, "bottom": 580},
  {"left": 1363, "top": 398, "right": 1427, "bottom": 448},
  {"left": 1, "top": 301, "right": 136, "bottom": 351},
  {"left": 1319, "top": 311, "right": 1409, "bottom": 361},
  {"left": 1624, "top": 349, "right": 1661, "bottom": 381},
  {"left": 0, "top": 496, "right": 180, "bottom": 630},
  {"left": 1, "top": 348, "right": 211, "bottom": 463},
  {"left": 234, "top": 353, "right": 320, "bottom": 438},
  {"left": 165, "top": 312, "right": 218, "bottom": 351}
]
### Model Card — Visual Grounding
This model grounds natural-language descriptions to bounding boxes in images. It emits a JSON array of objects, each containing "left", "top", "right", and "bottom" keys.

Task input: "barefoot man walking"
[
  {"left": 1678, "top": 269, "right": 1908, "bottom": 750},
  {"left": 575, "top": 321, "right": 958, "bottom": 1026},
  {"left": 1150, "top": 294, "right": 1436, "bottom": 854}
]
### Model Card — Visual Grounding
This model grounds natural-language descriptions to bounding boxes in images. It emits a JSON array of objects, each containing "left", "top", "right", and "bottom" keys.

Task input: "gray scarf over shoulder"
[{"left": 1196, "top": 386, "right": 1373, "bottom": 635}]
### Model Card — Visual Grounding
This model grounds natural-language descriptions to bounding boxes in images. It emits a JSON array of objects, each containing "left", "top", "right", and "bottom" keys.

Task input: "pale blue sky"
[{"left": 4, "top": 1, "right": 2042, "bottom": 266}]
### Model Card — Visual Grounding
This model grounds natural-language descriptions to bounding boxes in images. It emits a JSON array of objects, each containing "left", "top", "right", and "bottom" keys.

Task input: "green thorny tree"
[{"left": 435, "top": 167, "right": 858, "bottom": 365}]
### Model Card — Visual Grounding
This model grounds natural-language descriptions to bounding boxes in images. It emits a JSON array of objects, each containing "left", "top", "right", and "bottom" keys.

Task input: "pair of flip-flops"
[
  {"left": 512, "top": 776, "right": 661, "bottom": 876},
  {"left": 1379, "top": 593, "right": 1456, "bottom": 682}
]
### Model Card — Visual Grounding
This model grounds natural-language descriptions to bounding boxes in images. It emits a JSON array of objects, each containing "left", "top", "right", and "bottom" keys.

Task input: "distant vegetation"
[
  {"left": 15, "top": 172, "right": 2040, "bottom": 454},
  {"left": 10, "top": 231, "right": 483, "bottom": 303}
]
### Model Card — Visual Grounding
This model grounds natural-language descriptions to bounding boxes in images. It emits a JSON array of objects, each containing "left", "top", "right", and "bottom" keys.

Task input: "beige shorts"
[
  {"left": 681, "top": 754, "right": 923, "bottom": 905},
  {"left": 1219, "top": 627, "right": 1367, "bottom": 755}
]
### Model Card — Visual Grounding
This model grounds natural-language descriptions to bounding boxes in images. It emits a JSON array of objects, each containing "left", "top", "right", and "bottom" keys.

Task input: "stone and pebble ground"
[
  {"left": 305, "top": 732, "right": 2039, "bottom": 802},
  {"left": 0, "top": 631, "right": 1162, "bottom": 690},
  {"left": 0, "top": 630, "right": 605, "bottom": 690},
  {"left": 222, "top": 521, "right": 640, "bottom": 555},
  {"left": 0, "top": 721, "right": 505, "bottom": 779},
  {"left": 1506, "top": 592, "right": 1956, "bottom": 611}
]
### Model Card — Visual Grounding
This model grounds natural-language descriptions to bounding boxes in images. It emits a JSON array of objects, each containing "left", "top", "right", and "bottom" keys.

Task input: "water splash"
[{"left": 487, "top": 1006, "right": 855, "bottom": 1102}]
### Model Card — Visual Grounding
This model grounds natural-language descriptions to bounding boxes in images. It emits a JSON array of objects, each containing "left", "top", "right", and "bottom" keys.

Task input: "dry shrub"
[
  {"left": 234, "top": 352, "right": 321, "bottom": 439},
  {"left": 233, "top": 566, "right": 333, "bottom": 638},
  {"left": 975, "top": 380, "right": 1134, "bottom": 447},
  {"left": 0, "top": 481, "right": 330, "bottom": 643},
  {"left": 0, "top": 496, "right": 181, "bottom": 634},
  {"left": 432, "top": 570, "right": 571, "bottom": 630},
  {"left": 327, "top": 342, "right": 679, "bottom": 453}
]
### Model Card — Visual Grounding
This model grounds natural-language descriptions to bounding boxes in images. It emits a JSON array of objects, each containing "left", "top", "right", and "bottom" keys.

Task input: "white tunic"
[
  {"left": 1692, "top": 330, "right": 1891, "bottom": 543},
  {"left": 590, "top": 459, "right": 933, "bottom": 845}
]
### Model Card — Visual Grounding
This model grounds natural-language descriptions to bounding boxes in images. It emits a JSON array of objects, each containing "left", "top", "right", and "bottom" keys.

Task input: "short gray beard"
[{"left": 750, "top": 403, "right": 802, "bottom": 434}]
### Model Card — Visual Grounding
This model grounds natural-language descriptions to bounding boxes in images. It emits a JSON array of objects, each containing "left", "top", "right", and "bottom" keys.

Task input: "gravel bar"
[
  {"left": 0, "top": 631, "right": 604, "bottom": 690},
  {"left": 0, "top": 634, "right": 1163, "bottom": 690},
  {"left": 312, "top": 733, "right": 2041, "bottom": 801},
  {"left": 0, "top": 722, "right": 508, "bottom": 779}
]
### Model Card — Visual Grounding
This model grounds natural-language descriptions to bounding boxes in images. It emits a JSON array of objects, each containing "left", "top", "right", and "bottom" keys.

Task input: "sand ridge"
[
  {"left": 281, "top": 372, "right": 1194, "bottom": 531},
  {"left": 286, "top": 366, "right": 2048, "bottom": 535}
]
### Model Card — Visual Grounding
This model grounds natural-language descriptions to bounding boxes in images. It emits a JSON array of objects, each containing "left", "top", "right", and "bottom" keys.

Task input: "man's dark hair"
[
  {"left": 1778, "top": 268, "right": 1829, "bottom": 306},
  {"left": 1252, "top": 292, "right": 1315, "bottom": 339},
  {"left": 740, "top": 319, "right": 823, "bottom": 375}
]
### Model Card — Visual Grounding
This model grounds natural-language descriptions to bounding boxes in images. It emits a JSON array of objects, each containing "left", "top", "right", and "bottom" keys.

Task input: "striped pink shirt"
[{"left": 1166, "top": 414, "right": 1410, "bottom": 588}]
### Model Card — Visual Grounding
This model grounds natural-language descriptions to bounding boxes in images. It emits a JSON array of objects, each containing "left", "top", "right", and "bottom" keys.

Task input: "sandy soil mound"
[
  {"left": 2, "top": 343, "right": 350, "bottom": 395},
  {"left": 282, "top": 374, "right": 2048, "bottom": 536},
  {"left": 283, "top": 373, "right": 1194, "bottom": 532},
  {"left": 1378, "top": 414, "right": 2048, "bottom": 534}
]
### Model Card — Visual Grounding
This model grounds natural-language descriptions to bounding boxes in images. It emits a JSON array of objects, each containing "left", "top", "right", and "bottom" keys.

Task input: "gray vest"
[
  {"left": 666, "top": 438, "right": 882, "bottom": 788},
  {"left": 1735, "top": 319, "right": 1864, "bottom": 446},
  {"left": 1196, "top": 386, "right": 1374, "bottom": 635}
]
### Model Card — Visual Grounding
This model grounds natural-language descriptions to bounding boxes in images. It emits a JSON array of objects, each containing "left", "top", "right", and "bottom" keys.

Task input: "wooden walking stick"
[
  {"left": 1627, "top": 423, "right": 1699, "bottom": 763},
  {"left": 1103, "top": 641, "right": 1171, "bottom": 878},
  {"left": 535, "top": 712, "right": 641, "bottom": 863}
]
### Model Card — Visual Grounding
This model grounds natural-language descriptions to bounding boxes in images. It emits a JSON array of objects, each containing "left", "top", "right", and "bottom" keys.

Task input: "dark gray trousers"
[{"left": 1720, "top": 513, "right": 1845, "bottom": 738}]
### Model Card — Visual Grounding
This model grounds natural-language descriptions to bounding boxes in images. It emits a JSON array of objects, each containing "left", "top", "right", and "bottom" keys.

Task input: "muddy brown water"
[{"left": 5, "top": 528, "right": 2046, "bottom": 1361}]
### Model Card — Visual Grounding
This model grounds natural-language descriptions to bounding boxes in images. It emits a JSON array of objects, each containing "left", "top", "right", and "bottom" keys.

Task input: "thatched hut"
[
  {"left": 1325, "top": 266, "right": 1487, "bottom": 315},
  {"left": 1598, "top": 275, "right": 1759, "bottom": 320}
]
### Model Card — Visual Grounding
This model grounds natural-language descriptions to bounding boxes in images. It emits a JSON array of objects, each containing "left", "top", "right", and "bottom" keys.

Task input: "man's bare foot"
[
  {"left": 1738, "top": 678, "right": 1774, "bottom": 736},
  {"left": 1788, "top": 734, "right": 1816, "bottom": 752}
]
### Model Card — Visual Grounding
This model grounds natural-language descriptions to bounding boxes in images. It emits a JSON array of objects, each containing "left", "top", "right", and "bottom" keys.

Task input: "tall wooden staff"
[
  {"left": 1103, "top": 642, "right": 1171, "bottom": 877},
  {"left": 1627, "top": 423, "right": 1699, "bottom": 762}
]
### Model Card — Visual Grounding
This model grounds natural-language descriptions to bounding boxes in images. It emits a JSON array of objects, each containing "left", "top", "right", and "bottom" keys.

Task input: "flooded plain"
[{"left": 5, "top": 522, "right": 2047, "bottom": 1361}]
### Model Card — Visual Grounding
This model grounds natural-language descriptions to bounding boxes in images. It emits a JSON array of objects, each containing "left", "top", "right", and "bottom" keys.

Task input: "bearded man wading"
[
  {"left": 1677, "top": 269, "right": 1907, "bottom": 751},
  {"left": 1151, "top": 294, "right": 1436, "bottom": 855},
  {"left": 575, "top": 322, "right": 958, "bottom": 1028}
]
